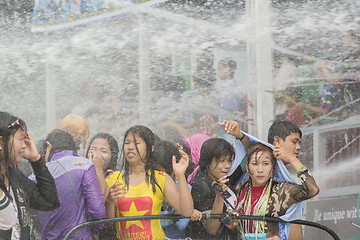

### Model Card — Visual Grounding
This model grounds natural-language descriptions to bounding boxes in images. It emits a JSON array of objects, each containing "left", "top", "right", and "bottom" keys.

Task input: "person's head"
[
  {"left": 122, "top": 125, "right": 155, "bottom": 165},
  {"left": 198, "top": 138, "right": 235, "bottom": 181},
  {"left": 152, "top": 140, "right": 181, "bottom": 177},
  {"left": 43, "top": 129, "right": 77, "bottom": 162},
  {"left": 267, "top": 120, "right": 302, "bottom": 158},
  {"left": 246, "top": 142, "right": 276, "bottom": 187},
  {"left": 86, "top": 133, "right": 119, "bottom": 173},
  {"left": 0, "top": 112, "right": 28, "bottom": 167},
  {"left": 57, "top": 114, "right": 90, "bottom": 151},
  {"left": 218, "top": 59, "right": 237, "bottom": 80},
  {"left": 122, "top": 125, "right": 160, "bottom": 192}
]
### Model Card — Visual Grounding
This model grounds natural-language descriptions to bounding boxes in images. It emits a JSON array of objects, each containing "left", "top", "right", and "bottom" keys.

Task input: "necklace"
[{"left": 236, "top": 178, "right": 273, "bottom": 236}]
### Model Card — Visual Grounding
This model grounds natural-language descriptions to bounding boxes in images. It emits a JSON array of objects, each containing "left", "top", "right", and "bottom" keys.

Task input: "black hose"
[{"left": 63, "top": 213, "right": 340, "bottom": 240}]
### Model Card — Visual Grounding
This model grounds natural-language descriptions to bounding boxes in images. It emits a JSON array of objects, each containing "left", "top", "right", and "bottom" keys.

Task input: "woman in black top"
[
  {"left": 0, "top": 112, "right": 60, "bottom": 239},
  {"left": 186, "top": 120, "right": 250, "bottom": 240}
]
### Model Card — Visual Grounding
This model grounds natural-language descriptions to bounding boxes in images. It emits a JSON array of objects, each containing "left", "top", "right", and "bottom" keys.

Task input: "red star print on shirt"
[{"left": 117, "top": 196, "right": 153, "bottom": 240}]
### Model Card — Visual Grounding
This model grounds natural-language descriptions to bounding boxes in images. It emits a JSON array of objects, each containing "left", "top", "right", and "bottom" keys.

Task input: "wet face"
[
  {"left": 8, "top": 129, "right": 26, "bottom": 165},
  {"left": 207, "top": 155, "right": 232, "bottom": 181},
  {"left": 247, "top": 150, "right": 273, "bottom": 187},
  {"left": 89, "top": 138, "right": 112, "bottom": 171},
  {"left": 280, "top": 132, "right": 301, "bottom": 158},
  {"left": 123, "top": 132, "right": 148, "bottom": 165}
]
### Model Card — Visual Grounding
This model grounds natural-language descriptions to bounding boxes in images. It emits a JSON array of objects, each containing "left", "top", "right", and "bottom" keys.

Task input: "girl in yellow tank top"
[{"left": 105, "top": 125, "right": 194, "bottom": 240}]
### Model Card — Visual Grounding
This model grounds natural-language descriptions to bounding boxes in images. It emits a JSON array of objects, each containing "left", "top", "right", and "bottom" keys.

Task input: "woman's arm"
[
  {"left": 219, "top": 120, "right": 250, "bottom": 150},
  {"left": 104, "top": 180, "right": 126, "bottom": 230},
  {"left": 204, "top": 192, "right": 224, "bottom": 235},
  {"left": 204, "top": 176, "right": 230, "bottom": 235},
  {"left": 22, "top": 131, "right": 60, "bottom": 210},
  {"left": 23, "top": 157, "right": 60, "bottom": 211},
  {"left": 164, "top": 150, "right": 194, "bottom": 217}
]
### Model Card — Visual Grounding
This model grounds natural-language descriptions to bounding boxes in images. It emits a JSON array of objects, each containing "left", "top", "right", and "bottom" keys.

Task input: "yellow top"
[{"left": 106, "top": 170, "right": 166, "bottom": 240}]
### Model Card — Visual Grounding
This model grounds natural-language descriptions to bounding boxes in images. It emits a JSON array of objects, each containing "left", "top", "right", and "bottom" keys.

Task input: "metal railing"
[
  {"left": 63, "top": 213, "right": 340, "bottom": 240},
  {"left": 301, "top": 119, "right": 360, "bottom": 189}
]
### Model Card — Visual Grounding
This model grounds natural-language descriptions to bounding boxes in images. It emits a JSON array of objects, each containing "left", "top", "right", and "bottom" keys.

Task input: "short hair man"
[
  {"left": 268, "top": 120, "right": 303, "bottom": 240},
  {"left": 31, "top": 129, "right": 105, "bottom": 240}
]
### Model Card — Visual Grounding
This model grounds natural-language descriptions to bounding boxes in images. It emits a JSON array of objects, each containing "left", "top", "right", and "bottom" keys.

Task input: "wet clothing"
[
  {"left": 0, "top": 157, "right": 60, "bottom": 240},
  {"left": 32, "top": 150, "right": 105, "bottom": 240},
  {"left": 186, "top": 170, "right": 239, "bottom": 240},
  {"left": 0, "top": 191, "right": 17, "bottom": 231},
  {"left": 106, "top": 170, "right": 166, "bottom": 240},
  {"left": 235, "top": 169, "right": 319, "bottom": 238}
]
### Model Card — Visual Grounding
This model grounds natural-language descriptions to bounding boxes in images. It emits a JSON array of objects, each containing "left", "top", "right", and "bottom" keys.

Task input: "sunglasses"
[
  {"left": 7, "top": 119, "right": 27, "bottom": 132},
  {"left": 212, "top": 181, "right": 231, "bottom": 199}
]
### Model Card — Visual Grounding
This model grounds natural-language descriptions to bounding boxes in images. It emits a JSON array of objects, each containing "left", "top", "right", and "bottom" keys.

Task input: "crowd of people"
[
  {"left": 274, "top": 30, "right": 360, "bottom": 127},
  {"left": 0, "top": 110, "right": 319, "bottom": 240}
]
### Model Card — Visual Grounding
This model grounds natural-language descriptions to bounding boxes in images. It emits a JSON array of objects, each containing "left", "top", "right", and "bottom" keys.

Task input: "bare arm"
[
  {"left": 204, "top": 176, "right": 229, "bottom": 235},
  {"left": 288, "top": 224, "right": 303, "bottom": 240},
  {"left": 164, "top": 150, "right": 194, "bottom": 217},
  {"left": 104, "top": 181, "right": 126, "bottom": 229},
  {"left": 219, "top": 120, "right": 251, "bottom": 150}
]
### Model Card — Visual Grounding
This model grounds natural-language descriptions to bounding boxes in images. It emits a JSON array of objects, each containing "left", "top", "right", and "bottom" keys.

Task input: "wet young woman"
[
  {"left": 105, "top": 125, "right": 193, "bottom": 239},
  {"left": 212, "top": 142, "right": 319, "bottom": 240},
  {"left": 0, "top": 112, "right": 60, "bottom": 239}
]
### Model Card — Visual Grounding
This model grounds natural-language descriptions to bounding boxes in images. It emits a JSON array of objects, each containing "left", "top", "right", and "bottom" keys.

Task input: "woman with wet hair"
[
  {"left": 86, "top": 132, "right": 119, "bottom": 177},
  {"left": 0, "top": 111, "right": 60, "bottom": 239},
  {"left": 105, "top": 125, "right": 193, "bottom": 239},
  {"left": 186, "top": 137, "right": 238, "bottom": 240},
  {"left": 186, "top": 119, "right": 250, "bottom": 240},
  {"left": 212, "top": 142, "right": 319, "bottom": 240}
]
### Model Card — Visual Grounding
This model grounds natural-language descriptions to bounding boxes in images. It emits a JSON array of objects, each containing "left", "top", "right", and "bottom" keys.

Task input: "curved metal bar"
[{"left": 63, "top": 213, "right": 340, "bottom": 240}]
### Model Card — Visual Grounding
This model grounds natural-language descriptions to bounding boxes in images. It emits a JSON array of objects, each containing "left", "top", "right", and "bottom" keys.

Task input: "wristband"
[
  {"left": 237, "top": 134, "right": 245, "bottom": 141},
  {"left": 297, "top": 166, "right": 307, "bottom": 176}
]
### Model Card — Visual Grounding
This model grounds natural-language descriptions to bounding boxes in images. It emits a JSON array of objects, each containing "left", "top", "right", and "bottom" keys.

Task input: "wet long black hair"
[
  {"left": 0, "top": 111, "right": 23, "bottom": 199},
  {"left": 86, "top": 132, "right": 119, "bottom": 174},
  {"left": 121, "top": 125, "right": 161, "bottom": 194}
]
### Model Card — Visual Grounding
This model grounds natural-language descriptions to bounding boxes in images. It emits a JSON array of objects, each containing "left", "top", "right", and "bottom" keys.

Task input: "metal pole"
[
  {"left": 138, "top": 13, "right": 151, "bottom": 124},
  {"left": 246, "top": 0, "right": 274, "bottom": 140},
  {"left": 46, "top": 33, "right": 57, "bottom": 132}
]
